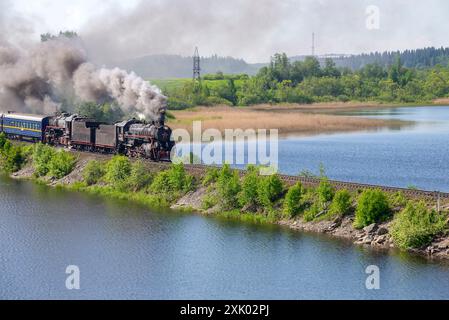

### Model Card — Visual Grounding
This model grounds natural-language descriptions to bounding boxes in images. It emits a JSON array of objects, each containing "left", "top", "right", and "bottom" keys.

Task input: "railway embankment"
[{"left": 3, "top": 139, "right": 449, "bottom": 262}]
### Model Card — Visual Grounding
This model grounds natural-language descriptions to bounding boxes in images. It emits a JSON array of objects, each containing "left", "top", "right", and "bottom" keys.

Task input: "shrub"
[
  {"left": 32, "top": 143, "right": 56, "bottom": 177},
  {"left": 390, "top": 191, "right": 407, "bottom": 207},
  {"left": 298, "top": 169, "right": 317, "bottom": 178},
  {"left": 257, "top": 174, "right": 284, "bottom": 208},
  {"left": 129, "top": 160, "right": 152, "bottom": 191},
  {"left": 303, "top": 203, "right": 320, "bottom": 222},
  {"left": 354, "top": 189, "right": 390, "bottom": 228},
  {"left": 0, "top": 141, "right": 27, "bottom": 172},
  {"left": 317, "top": 177, "right": 335, "bottom": 205},
  {"left": 83, "top": 160, "right": 106, "bottom": 186},
  {"left": 328, "top": 189, "right": 352, "bottom": 218},
  {"left": 238, "top": 165, "right": 260, "bottom": 208},
  {"left": 105, "top": 156, "right": 132, "bottom": 189},
  {"left": 48, "top": 151, "right": 77, "bottom": 179},
  {"left": 201, "top": 193, "right": 217, "bottom": 210},
  {"left": 150, "top": 171, "right": 171, "bottom": 193},
  {"left": 216, "top": 164, "right": 241, "bottom": 210},
  {"left": 150, "top": 163, "right": 194, "bottom": 196},
  {"left": 202, "top": 167, "right": 219, "bottom": 186},
  {"left": 0, "top": 132, "right": 6, "bottom": 150},
  {"left": 167, "top": 97, "right": 193, "bottom": 110},
  {"left": 391, "top": 202, "right": 447, "bottom": 249},
  {"left": 283, "top": 182, "right": 305, "bottom": 218},
  {"left": 167, "top": 163, "right": 194, "bottom": 192}
]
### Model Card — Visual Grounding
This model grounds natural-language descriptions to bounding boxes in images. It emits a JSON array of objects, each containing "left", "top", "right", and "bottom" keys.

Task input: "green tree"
[
  {"left": 128, "top": 160, "right": 152, "bottom": 191},
  {"left": 317, "top": 165, "right": 334, "bottom": 205},
  {"left": 33, "top": 143, "right": 56, "bottom": 177},
  {"left": 217, "top": 164, "right": 241, "bottom": 209},
  {"left": 41, "top": 30, "right": 78, "bottom": 42},
  {"left": 323, "top": 58, "right": 341, "bottom": 77},
  {"left": 48, "top": 151, "right": 77, "bottom": 179},
  {"left": 105, "top": 156, "right": 132, "bottom": 189},
  {"left": 238, "top": 165, "right": 260, "bottom": 208},
  {"left": 76, "top": 102, "right": 124, "bottom": 123},
  {"left": 0, "top": 141, "right": 26, "bottom": 173},
  {"left": 283, "top": 182, "right": 305, "bottom": 218},
  {"left": 300, "top": 56, "right": 322, "bottom": 78},
  {"left": 83, "top": 160, "right": 105, "bottom": 186},
  {"left": 391, "top": 201, "right": 446, "bottom": 249},
  {"left": 150, "top": 163, "right": 193, "bottom": 195},
  {"left": 328, "top": 189, "right": 352, "bottom": 217},
  {"left": 215, "top": 79, "right": 238, "bottom": 105},
  {"left": 257, "top": 174, "right": 284, "bottom": 208},
  {"left": 0, "top": 132, "right": 6, "bottom": 150},
  {"left": 354, "top": 189, "right": 390, "bottom": 228}
]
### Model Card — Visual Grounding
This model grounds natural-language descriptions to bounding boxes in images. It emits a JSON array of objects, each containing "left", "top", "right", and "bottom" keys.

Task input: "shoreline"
[{"left": 8, "top": 153, "right": 449, "bottom": 263}]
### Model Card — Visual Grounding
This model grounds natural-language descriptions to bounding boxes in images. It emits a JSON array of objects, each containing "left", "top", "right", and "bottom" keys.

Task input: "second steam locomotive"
[{"left": 0, "top": 112, "right": 175, "bottom": 161}]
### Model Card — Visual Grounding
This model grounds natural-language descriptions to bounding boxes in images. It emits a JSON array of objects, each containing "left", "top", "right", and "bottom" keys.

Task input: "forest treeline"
[
  {"left": 324, "top": 47, "right": 449, "bottom": 70},
  {"left": 166, "top": 52, "right": 449, "bottom": 109}
]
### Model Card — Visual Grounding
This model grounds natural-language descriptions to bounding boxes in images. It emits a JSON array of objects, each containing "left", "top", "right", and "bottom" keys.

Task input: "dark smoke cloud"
[{"left": 0, "top": 37, "right": 167, "bottom": 121}]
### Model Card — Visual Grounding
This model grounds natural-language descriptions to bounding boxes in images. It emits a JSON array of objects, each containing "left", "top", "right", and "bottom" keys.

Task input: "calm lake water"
[
  {"left": 180, "top": 106, "right": 449, "bottom": 191},
  {"left": 2, "top": 105, "right": 449, "bottom": 300},
  {"left": 278, "top": 106, "right": 449, "bottom": 191},
  {"left": 1, "top": 176, "right": 449, "bottom": 300}
]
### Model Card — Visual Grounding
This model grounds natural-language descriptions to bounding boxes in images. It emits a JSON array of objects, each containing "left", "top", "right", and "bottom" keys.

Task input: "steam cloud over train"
[{"left": 0, "top": 112, "right": 175, "bottom": 161}]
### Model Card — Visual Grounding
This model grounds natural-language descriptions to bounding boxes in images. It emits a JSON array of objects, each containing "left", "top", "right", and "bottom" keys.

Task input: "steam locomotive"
[{"left": 0, "top": 112, "right": 175, "bottom": 161}]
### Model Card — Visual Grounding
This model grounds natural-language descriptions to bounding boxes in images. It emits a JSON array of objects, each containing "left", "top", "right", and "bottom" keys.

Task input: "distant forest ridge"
[
  {"left": 112, "top": 47, "right": 449, "bottom": 79},
  {"left": 292, "top": 47, "right": 449, "bottom": 70},
  {"left": 111, "top": 54, "right": 262, "bottom": 79}
]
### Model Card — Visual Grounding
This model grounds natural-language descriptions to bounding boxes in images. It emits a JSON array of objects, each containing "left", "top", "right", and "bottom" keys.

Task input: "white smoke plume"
[{"left": 0, "top": 37, "right": 167, "bottom": 121}]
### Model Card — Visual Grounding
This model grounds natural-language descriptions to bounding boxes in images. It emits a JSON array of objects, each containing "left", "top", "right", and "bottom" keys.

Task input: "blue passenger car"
[{"left": 0, "top": 113, "right": 50, "bottom": 141}]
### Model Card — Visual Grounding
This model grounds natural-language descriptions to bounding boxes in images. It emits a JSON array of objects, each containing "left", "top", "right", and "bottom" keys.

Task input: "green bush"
[
  {"left": 150, "top": 163, "right": 194, "bottom": 196},
  {"left": 129, "top": 160, "right": 152, "bottom": 191},
  {"left": 105, "top": 156, "right": 132, "bottom": 189},
  {"left": 0, "top": 141, "right": 27, "bottom": 173},
  {"left": 149, "top": 171, "right": 171, "bottom": 193},
  {"left": 0, "top": 132, "right": 6, "bottom": 150},
  {"left": 354, "top": 189, "right": 390, "bottom": 228},
  {"left": 328, "top": 189, "right": 352, "bottom": 218},
  {"left": 391, "top": 201, "right": 447, "bottom": 249},
  {"left": 202, "top": 167, "right": 219, "bottom": 186},
  {"left": 216, "top": 164, "right": 241, "bottom": 210},
  {"left": 317, "top": 177, "right": 335, "bottom": 205},
  {"left": 390, "top": 191, "right": 407, "bottom": 207},
  {"left": 48, "top": 151, "right": 77, "bottom": 179},
  {"left": 32, "top": 143, "right": 56, "bottom": 177},
  {"left": 257, "top": 174, "right": 284, "bottom": 208},
  {"left": 83, "top": 160, "right": 106, "bottom": 186},
  {"left": 201, "top": 193, "right": 217, "bottom": 210},
  {"left": 303, "top": 203, "right": 320, "bottom": 222},
  {"left": 168, "top": 163, "right": 194, "bottom": 192},
  {"left": 167, "top": 97, "right": 193, "bottom": 110},
  {"left": 283, "top": 182, "right": 305, "bottom": 218},
  {"left": 238, "top": 165, "right": 260, "bottom": 208}
]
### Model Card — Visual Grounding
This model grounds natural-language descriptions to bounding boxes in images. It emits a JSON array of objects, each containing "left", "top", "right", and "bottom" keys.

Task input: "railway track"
[
  {"left": 13, "top": 140, "right": 449, "bottom": 202},
  {"left": 143, "top": 161, "right": 449, "bottom": 201}
]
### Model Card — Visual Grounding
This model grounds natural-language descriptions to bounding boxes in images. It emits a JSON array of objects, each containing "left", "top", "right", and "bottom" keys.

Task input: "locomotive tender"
[{"left": 0, "top": 112, "right": 174, "bottom": 161}]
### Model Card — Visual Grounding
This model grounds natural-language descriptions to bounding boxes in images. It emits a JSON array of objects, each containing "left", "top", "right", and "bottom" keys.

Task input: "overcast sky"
[{"left": 3, "top": 0, "right": 449, "bottom": 63}]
